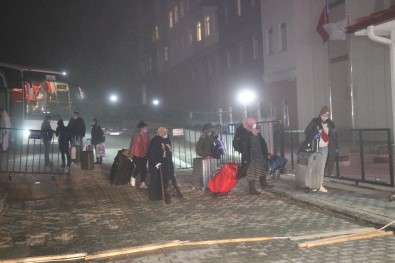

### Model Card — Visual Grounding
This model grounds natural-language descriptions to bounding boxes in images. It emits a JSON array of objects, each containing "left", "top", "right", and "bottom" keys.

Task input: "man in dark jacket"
[
  {"left": 41, "top": 115, "right": 54, "bottom": 166},
  {"left": 68, "top": 111, "right": 86, "bottom": 147}
]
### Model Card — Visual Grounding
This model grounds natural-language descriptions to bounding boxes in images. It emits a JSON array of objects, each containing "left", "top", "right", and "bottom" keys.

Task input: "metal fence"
[
  {"left": 0, "top": 128, "right": 71, "bottom": 180},
  {"left": 170, "top": 122, "right": 394, "bottom": 187}
]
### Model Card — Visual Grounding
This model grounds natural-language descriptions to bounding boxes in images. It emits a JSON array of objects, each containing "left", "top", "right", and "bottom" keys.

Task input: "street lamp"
[
  {"left": 238, "top": 90, "right": 256, "bottom": 117},
  {"left": 152, "top": 99, "right": 160, "bottom": 106},
  {"left": 109, "top": 94, "right": 118, "bottom": 103}
]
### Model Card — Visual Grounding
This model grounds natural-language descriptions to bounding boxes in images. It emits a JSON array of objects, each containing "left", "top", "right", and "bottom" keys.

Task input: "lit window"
[
  {"left": 164, "top": 46, "right": 169, "bottom": 61},
  {"left": 197, "top": 21, "right": 202, "bottom": 41},
  {"left": 169, "top": 11, "right": 174, "bottom": 28},
  {"left": 227, "top": 50, "right": 232, "bottom": 69},
  {"left": 279, "top": 23, "right": 287, "bottom": 51},
  {"left": 174, "top": 6, "right": 179, "bottom": 24},
  {"left": 180, "top": 1, "right": 184, "bottom": 17},
  {"left": 239, "top": 45, "right": 244, "bottom": 64},
  {"left": 155, "top": 25, "right": 159, "bottom": 40},
  {"left": 237, "top": 0, "right": 242, "bottom": 16},
  {"left": 205, "top": 16, "right": 210, "bottom": 36},
  {"left": 265, "top": 28, "right": 273, "bottom": 55},
  {"left": 252, "top": 35, "right": 259, "bottom": 59},
  {"left": 188, "top": 29, "right": 193, "bottom": 46}
]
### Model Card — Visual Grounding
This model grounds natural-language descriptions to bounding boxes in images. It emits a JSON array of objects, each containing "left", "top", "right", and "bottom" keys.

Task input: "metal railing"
[
  {"left": 0, "top": 128, "right": 71, "bottom": 180},
  {"left": 170, "top": 122, "right": 394, "bottom": 187}
]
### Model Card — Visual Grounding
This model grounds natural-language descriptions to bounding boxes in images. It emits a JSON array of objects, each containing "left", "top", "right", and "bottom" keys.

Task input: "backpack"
[{"left": 232, "top": 126, "right": 243, "bottom": 152}]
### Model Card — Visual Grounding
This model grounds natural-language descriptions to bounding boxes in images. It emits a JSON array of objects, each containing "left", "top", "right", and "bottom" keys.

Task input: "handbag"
[
  {"left": 96, "top": 143, "right": 105, "bottom": 157},
  {"left": 267, "top": 154, "right": 288, "bottom": 174}
]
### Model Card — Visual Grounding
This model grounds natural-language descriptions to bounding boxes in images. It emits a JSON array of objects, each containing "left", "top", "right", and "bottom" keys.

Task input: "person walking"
[
  {"left": 129, "top": 121, "right": 150, "bottom": 189},
  {"left": 55, "top": 119, "right": 71, "bottom": 167},
  {"left": 68, "top": 111, "right": 86, "bottom": 147},
  {"left": 233, "top": 116, "right": 272, "bottom": 195},
  {"left": 300, "top": 106, "right": 337, "bottom": 192},
  {"left": 148, "top": 127, "right": 173, "bottom": 203},
  {"left": 41, "top": 115, "right": 54, "bottom": 166},
  {"left": 91, "top": 118, "right": 105, "bottom": 164},
  {"left": 0, "top": 108, "right": 11, "bottom": 152}
]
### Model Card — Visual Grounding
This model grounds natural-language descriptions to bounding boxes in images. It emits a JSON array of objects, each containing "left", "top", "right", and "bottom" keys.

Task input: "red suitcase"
[{"left": 208, "top": 162, "right": 239, "bottom": 194}]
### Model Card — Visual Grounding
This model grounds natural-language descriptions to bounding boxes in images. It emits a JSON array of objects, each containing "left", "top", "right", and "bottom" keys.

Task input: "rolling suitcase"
[
  {"left": 81, "top": 150, "right": 94, "bottom": 170},
  {"left": 295, "top": 151, "right": 324, "bottom": 191},
  {"left": 192, "top": 157, "right": 217, "bottom": 191},
  {"left": 208, "top": 162, "right": 239, "bottom": 194}
]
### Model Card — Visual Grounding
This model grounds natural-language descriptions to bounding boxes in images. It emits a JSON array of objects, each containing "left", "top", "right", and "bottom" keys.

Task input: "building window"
[
  {"left": 155, "top": 25, "right": 159, "bottom": 40},
  {"left": 237, "top": 0, "right": 242, "bottom": 16},
  {"left": 180, "top": 1, "right": 184, "bottom": 17},
  {"left": 188, "top": 29, "right": 193, "bottom": 46},
  {"left": 239, "top": 45, "right": 244, "bottom": 65},
  {"left": 205, "top": 16, "right": 210, "bottom": 36},
  {"left": 227, "top": 50, "right": 232, "bottom": 69},
  {"left": 253, "top": 35, "right": 259, "bottom": 60},
  {"left": 265, "top": 28, "right": 273, "bottom": 55},
  {"left": 279, "top": 23, "right": 287, "bottom": 51},
  {"left": 197, "top": 21, "right": 202, "bottom": 41},
  {"left": 169, "top": 11, "right": 174, "bottom": 28},
  {"left": 174, "top": 6, "right": 179, "bottom": 24},
  {"left": 164, "top": 46, "right": 169, "bottom": 61}
]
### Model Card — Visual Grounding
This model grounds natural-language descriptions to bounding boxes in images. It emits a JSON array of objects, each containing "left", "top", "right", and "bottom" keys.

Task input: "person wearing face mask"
[
  {"left": 234, "top": 116, "right": 272, "bottom": 195},
  {"left": 147, "top": 127, "right": 173, "bottom": 203},
  {"left": 129, "top": 121, "right": 150, "bottom": 189},
  {"left": 300, "top": 106, "right": 337, "bottom": 192}
]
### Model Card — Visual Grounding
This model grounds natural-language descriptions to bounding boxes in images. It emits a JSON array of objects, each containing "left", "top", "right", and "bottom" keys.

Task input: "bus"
[{"left": 0, "top": 63, "right": 83, "bottom": 131}]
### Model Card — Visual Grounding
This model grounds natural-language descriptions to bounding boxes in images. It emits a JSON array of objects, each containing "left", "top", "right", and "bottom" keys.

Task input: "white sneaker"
[
  {"left": 319, "top": 186, "right": 328, "bottom": 193},
  {"left": 131, "top": 177, "right": 136, "bottom": 187},
  {"left": 140, "top": 182, "right": 148, "bottom": 189}
]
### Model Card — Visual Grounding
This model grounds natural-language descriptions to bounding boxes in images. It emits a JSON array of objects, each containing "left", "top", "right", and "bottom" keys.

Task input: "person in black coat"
[
  {"left": 55, "top": 119, "right": 71, "bottom": 167},
  {"left": 148, "top": 127, "right": 173, "bottom": 203},
  {"left": 91, "top": 118, "right": 104, "bottom": 164},
  {"left": 68, "top": 111, "right": 86, "bottom": 147},
  {"left": 234, "top": 117, "right": 272, "bottom": 195},
  {"left": 299, "top": 106, "right": 338, "bottom": 192}
]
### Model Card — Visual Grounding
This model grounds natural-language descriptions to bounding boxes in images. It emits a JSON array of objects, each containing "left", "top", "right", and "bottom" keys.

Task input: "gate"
[{"left": 0, "top": 128, "right": 70, "bottom": 180}]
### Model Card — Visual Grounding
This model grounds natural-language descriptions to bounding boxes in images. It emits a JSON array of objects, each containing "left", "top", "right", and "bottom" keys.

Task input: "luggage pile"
[{"left": 208, "top": 162, "right": 239, "bottom": 195}]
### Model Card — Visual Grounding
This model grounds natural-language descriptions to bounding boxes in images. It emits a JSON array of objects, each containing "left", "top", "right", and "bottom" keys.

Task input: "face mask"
[
  {"left": 321, "top": 116, "right": 329, "bottom": 122},
  {"left": 252, "top": 124, "right": 257, "bottom": 129},
  {"left": 143, "top": 128, "right": 148, "bottom": 133},
  {"left": 163, "top": 134, "right": 168, "bottom": 139}
]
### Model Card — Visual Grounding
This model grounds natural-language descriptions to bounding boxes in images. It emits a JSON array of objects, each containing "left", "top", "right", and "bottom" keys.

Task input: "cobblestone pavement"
[{"left": 0, "top": 164, "right": 395, "bottom": 262}]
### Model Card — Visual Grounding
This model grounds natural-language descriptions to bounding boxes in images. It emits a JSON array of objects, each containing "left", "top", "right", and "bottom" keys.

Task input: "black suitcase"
[{"left": 81, "top": 151, "right": 94, "bottom": 170}]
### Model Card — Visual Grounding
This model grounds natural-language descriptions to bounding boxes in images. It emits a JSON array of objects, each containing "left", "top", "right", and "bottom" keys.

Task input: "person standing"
[
  {"left": 91, "top": 118, "right": 104, "bottom": 164},
  {"left": 68, "top": 111, "right": 86, "bottom": 147},
  {"left": 41, "top": 115, "right": 54, "bottom": 166},
  {"left": 0, "top": 109, "right": 11, "bottom": 152},
  {"left": 300, "top": 106, "right": 337, "bottom": 192},
  {"left": 35, "top": 83, "right": 48, "bottom": 112},
  {"left": 55, "top": 119, "right": 71, "bottom": 167},
  {"left": 148, "top": 127, "right": 172, "bottom": 203},
  {"left": 129, "top": 121, "right": 150, "bottom": 189},
  {"left": 234, "top": 116, "right": 272, "bottom": 195}
]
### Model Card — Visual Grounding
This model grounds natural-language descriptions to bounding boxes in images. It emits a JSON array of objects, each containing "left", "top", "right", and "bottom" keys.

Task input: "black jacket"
[
  {"left": 55, "top": 124, "right": 70, "bottom": 150},
  {"left": 68, "top": 117, "right": 86, "bottom": 137},
  {"left": 91, "top": 124, "right": 104, "bottom": 145},
  {"left": 299, "top": 117, "right": 337, "bottom": 153},
  {"left": 236, "top": 125, "right": 269, "bottom": 165}
]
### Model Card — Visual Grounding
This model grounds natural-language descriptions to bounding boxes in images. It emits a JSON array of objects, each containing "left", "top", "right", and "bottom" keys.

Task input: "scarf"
[{"left": 242, "top": 117, "right": 259, "bottom": 136}]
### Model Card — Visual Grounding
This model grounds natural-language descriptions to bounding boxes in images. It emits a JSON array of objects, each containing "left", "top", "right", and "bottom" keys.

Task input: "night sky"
[{"left": 0, "top": 0, "right": 139, "bottom": 107}]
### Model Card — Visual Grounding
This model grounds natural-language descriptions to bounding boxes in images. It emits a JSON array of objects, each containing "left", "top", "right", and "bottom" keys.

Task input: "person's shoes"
[
  {"left": 60, "top": 164, "right": 65, "bottom": 168},
  {"left": 140, "top": 182, "right": 148, "bottom": 189},
  {"left": 249, "top": 181, "right": 260, "bottom": 195},
  {"left": 130, "top": 177, "right": 136, "bottom": 187},
  {"left": 318, "top": 186, "right": 328, "bottom": 193}
]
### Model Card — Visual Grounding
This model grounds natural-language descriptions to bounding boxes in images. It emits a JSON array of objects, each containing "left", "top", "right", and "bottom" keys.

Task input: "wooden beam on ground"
[
  {"left": 298, "top": 230, "right": 393, "bottom": 248},
  {"left": 290, "top": 227, "right": 376, "bottom": 241},
  {"left": 0, "top": 253, "right": 87, "bottom": 263}
]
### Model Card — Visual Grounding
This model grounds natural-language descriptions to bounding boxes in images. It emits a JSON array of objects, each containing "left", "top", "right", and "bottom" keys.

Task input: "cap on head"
[{"left": 137, "top": 121, "right": 148, "bottom": 129}]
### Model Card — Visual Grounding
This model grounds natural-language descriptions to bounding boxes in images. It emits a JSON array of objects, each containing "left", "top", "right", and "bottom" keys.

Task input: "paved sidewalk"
[{"left": 1, "top": 164, "right": 395, "bottom": 262}]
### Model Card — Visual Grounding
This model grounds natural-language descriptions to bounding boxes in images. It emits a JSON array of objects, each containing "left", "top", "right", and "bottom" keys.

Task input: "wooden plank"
[
  {"left": 298, "top": 230, "right": 393, "bottom": 248},
  {"left": 0, "top": 253, "right": 87, "bottom": 263},
  {"left": 290, "top": 227, "right": 376, "bottom": 241}
]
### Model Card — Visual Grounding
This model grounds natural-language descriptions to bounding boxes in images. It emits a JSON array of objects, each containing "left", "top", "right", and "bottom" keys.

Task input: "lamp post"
[{"left": 237, "top": 90, "right": 256, "bottom": 118}]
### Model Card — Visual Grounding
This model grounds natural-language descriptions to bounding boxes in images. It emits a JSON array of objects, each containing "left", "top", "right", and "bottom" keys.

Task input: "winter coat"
[
  {"left": 91, "top": 124, "right": 104, "bottom": 145},
  {"left": 236, "top": 125, "right": 269, "bottom": 166},
  {"left": 68, "top": 116, "right": 86, "bottom": 138},
  {"left": 55, "top": 124, "right": 70, "bottom": 151},
  {"left": 299, "top": 117, "right": 337, "bottom": 153}
]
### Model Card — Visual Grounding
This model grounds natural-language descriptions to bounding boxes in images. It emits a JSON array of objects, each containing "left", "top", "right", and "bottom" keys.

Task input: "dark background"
[{"left": 0, "top": 0, "right": 139, "bottom": 115}]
